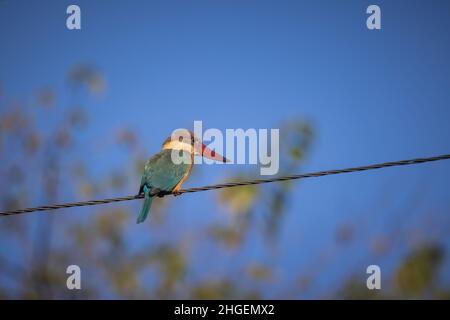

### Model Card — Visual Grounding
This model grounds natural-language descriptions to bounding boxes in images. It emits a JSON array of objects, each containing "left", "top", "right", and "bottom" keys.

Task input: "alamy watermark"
[
  {"left": 366, "top": 264, "right": 381, "bottom": 290},
  {"left": 66, "top": 5, "right": 81, "bottom": 30},
  {"left": 66, "top": 265, "right": 81, "bottom": 290},
  {"left": 169, "top": 121, "right": 280, "bottom": 175},
  {"left": 366, "top": 5, "right": 381, "bottom": 30}
]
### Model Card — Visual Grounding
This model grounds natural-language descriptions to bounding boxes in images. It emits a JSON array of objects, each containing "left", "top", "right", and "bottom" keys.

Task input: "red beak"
[{"left": 197, "top": 143, "right": 229, "bottom": 163}]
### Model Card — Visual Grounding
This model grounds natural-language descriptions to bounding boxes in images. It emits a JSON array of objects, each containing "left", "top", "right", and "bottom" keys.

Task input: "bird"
[{"left": 137, "top": 130, "right": 228, "bottom": 223}]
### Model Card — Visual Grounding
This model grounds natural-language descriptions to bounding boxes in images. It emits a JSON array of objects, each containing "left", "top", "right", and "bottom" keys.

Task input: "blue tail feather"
[{"left": 137, "top": 185, "right": 153, "bottom": 224}]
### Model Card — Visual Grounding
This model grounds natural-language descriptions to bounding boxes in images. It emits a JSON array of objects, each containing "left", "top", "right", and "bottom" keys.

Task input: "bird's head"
[{"left": 162, "top": 129, "right": 229, "bottom": 163}]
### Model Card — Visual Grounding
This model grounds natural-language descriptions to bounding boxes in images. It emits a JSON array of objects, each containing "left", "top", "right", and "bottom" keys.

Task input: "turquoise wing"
[{"left": 139, "top": 150, "right": 190, "bottom": 193}]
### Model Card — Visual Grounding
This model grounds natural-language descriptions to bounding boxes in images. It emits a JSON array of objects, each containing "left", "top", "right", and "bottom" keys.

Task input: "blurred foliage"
[
  {"left": 69, "top": 65, "right": 106, "bottom": 96},
  {"left": 37, "top": 87, "right": 56, "bottom": 108},
  {"left": 339, "top": 243, "right": 447, "bottom": 300},
  {"left": 219, "top": 182, "right": 259, "bottom": 216},
  {"left": 247, "top": 264, "right": 272, "bottom": 282},
  {"left": 394, "top": 244, "right": 444, "bottom": 298},
  {"left": 191, "top": 279, "right": 260, "bottom": 299},
  {"left": 1, "top": 67, "right": 449, "bottom": 300}
]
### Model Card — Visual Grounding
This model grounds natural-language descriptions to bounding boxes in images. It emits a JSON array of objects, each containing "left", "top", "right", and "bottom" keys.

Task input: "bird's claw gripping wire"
[{"left": 148, "top": 188, "right": 170, "bottom": 198}]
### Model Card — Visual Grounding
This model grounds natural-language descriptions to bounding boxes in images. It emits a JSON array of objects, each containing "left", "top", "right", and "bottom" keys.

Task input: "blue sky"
[{"left": 1, "top": 0, "right": 450, "bottom": 297}]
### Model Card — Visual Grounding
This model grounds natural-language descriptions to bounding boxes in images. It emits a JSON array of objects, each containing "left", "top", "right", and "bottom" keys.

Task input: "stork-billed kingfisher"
[{"left": 137, "top": 130, "right": 228, "bottom": 223}]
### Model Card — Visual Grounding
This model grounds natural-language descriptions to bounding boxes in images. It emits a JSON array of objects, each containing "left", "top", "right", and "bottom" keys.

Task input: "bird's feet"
[
  {"left": 152, "top": 188, "right": 166, "bottom": 198},
  {"left": 172, "top": 190, "right": 182, "bottom": 197}
]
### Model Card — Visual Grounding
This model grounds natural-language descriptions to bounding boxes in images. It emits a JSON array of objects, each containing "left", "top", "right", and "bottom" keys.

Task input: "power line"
[{"left": 1, "top": 154, "right": 449, "bottom": 217}]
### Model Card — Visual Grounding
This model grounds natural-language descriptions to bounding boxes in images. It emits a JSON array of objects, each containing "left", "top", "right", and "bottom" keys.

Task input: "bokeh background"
[{"left": 1, "top": 0, "right": 450, "bottom": 299}]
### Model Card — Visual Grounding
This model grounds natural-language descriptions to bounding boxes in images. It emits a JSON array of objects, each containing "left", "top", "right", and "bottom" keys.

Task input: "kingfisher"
[{"left": 137, "top": 130, "right": 228, "bottom": 223}]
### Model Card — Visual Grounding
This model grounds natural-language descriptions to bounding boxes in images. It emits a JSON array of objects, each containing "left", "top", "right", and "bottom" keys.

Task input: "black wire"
[{"left": 1, "top": 154, "right": 449, "bottom": 217}]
